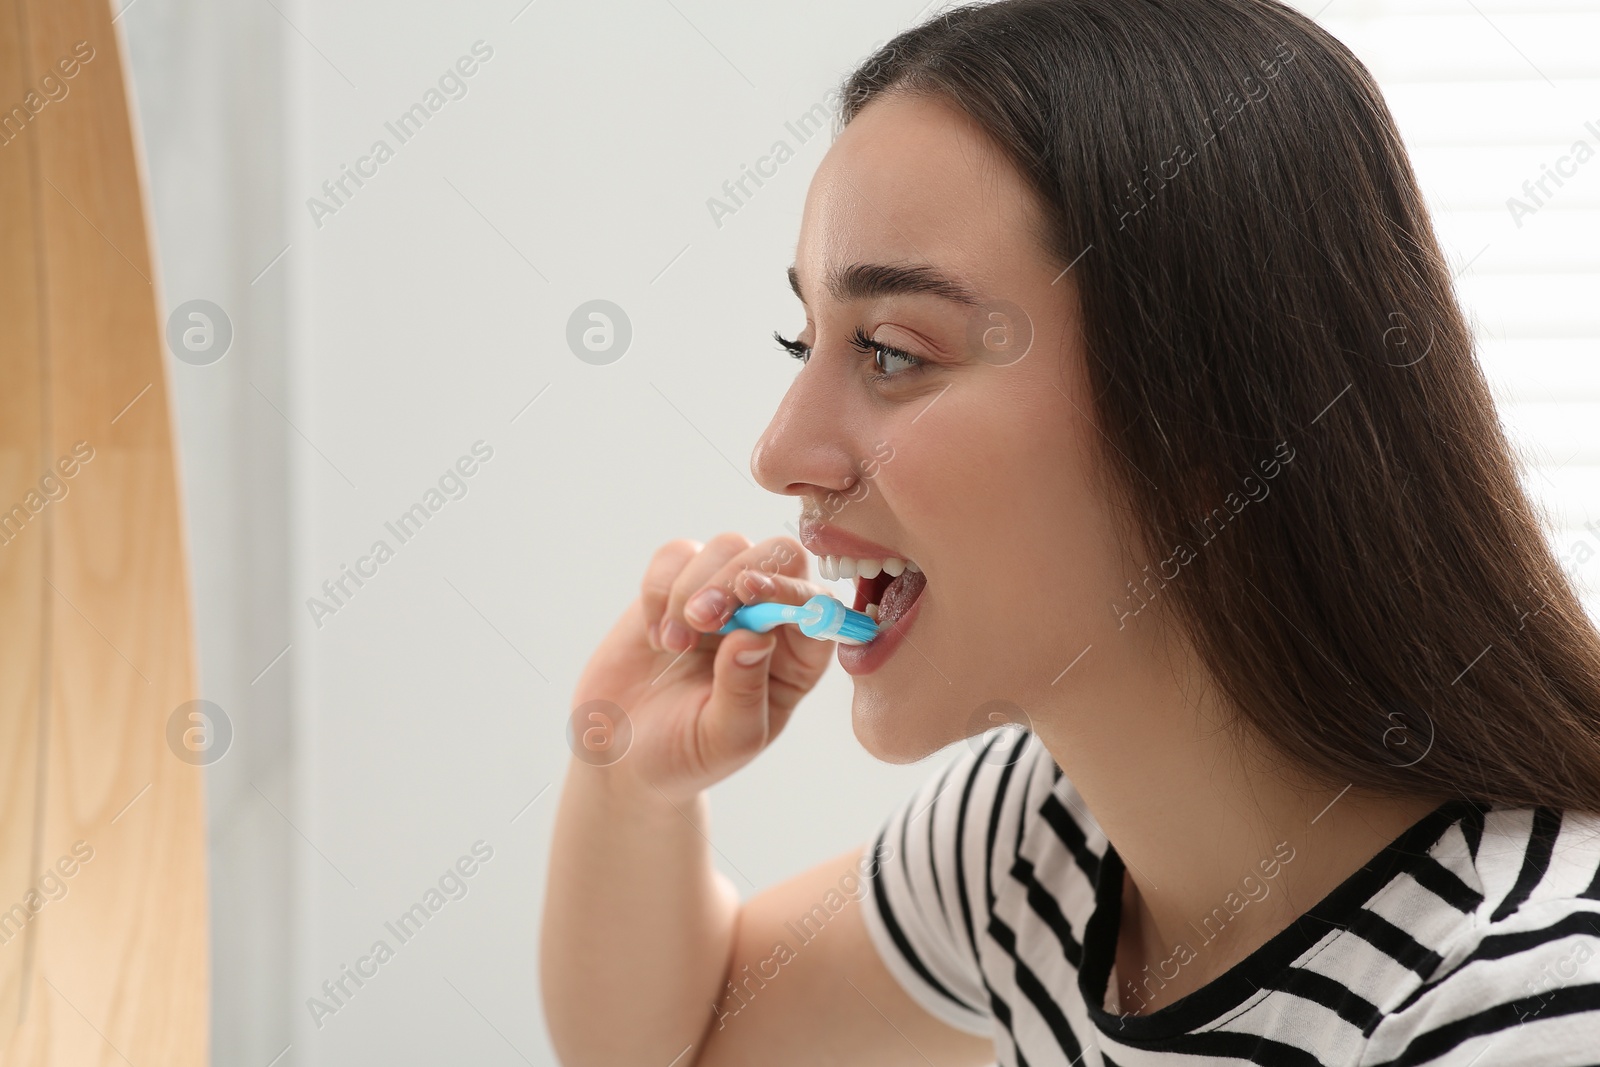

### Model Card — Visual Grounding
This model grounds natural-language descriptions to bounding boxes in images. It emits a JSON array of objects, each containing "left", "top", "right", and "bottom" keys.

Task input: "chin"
[{"left": 848, "top": 684, "right": 957, "bottom": 765}]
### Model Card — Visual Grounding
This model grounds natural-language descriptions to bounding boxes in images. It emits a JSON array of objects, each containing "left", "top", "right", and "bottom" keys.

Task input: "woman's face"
[{"left": 751, "top": 90, "right": 1147, "bottom": 762}]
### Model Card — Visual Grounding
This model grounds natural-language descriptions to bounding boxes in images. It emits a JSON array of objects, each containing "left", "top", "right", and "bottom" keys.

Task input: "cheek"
[
  {"left": 903, "top": 372, "right": 1101, "bottom": 556},
  {"left": 901, "top": 371, "right": 1130, "bottom": 640}
]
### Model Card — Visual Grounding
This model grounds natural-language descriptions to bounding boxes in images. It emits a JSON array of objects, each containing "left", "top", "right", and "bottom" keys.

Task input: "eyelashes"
[
  {"left": 771, "top": 326, "right": 928, "bottom": 384},
  {"left": 773, "top": 329, "right": 809, "bottom": 361}
]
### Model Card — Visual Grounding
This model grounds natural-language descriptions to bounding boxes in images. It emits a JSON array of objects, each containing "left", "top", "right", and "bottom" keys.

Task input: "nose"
[{"left": 750, "top": 361, "right": 861, "bottom": 502}]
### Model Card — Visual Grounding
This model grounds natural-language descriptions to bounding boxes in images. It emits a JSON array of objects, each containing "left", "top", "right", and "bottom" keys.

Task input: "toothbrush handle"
[
  {"left": 716, "top": 601, "right": 808, "bottom": 635},
  {"left": 716, "top": 595, "right": 866, "bottom": 643}
]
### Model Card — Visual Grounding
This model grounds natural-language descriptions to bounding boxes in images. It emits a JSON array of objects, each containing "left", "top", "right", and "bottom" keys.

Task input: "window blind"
[{"left": 1307, "top": 0, "right": 1600, "bottom": 618}]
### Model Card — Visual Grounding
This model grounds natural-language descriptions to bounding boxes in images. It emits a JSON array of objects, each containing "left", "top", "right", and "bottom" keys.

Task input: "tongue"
[{"left": 876, "top": 569, "right": 927, "bottom": 629}]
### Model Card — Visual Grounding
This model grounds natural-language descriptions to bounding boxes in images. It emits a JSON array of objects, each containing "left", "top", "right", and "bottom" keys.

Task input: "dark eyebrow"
[{"left": 786, "top": 262, "right": 984, "bottom": 309}]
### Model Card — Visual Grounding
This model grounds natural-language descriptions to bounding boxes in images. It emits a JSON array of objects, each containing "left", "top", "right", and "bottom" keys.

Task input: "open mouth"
[{"left": 859, "top": 568, "right": 927, "bottom": 631}]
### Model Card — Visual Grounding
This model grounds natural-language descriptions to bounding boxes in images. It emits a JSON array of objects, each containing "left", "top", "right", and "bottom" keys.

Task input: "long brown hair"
[{"left": 838, "top": 0, "right": 1600, "bottom": 811}]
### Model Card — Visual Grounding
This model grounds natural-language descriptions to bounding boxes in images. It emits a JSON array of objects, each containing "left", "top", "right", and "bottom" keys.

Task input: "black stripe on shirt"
[
  {"left": 1462, "top": 908, "right": 1600, "bottom": 967},
  {"left": 1459, "top": 801, "right": 1485, "bottom": 863},
  {"left": 925, "top": 756, "right": 959, "bottom": 922},
  {"left": 954, "top": 732, "right": 1002, "bottom": 968},
  {"left": 988, "top": 910, "right": 1088, "bottom": 1064},
  {"left": 1008, "top": 850, "right": 1086, "bottom": 971},
  {"left": 980, "top": 728, "right": 1035, "bottom": 1057},
  {"left": 1346, "top": 908, "right": 1445, "bottom": 978},
  {"left": 1406, "top": 855, "right": 1484, "bottom": 914},
  {"left": 984, "top": 981, "right": 1031, "bottom": 1067},
  {"left": 1012, "top": 741, "right": 1036, "bottom": 861},
  {"left": 1040, "top": 793, "right": 1101, "bottom": 889},
  {"left": 1583, "top": 854, "right": 1600, "bottom": 901},
  {"left": 1490, "top": 807, "right": 1562, "bottom": 922},
  {"left": 1389, "top": 908, "right": 1600, "bottom": 1015},
  {"left": 896, "top": 775, "right": 951, "bottom": 971},
  {"left": 982, "top": 728, "right": 1033, "bottom": 914},
  {"left": 867, "top": 824, "right": 985, "bottom": 1015},
  {"left": 1143, "top": 1027, "right": 1327, "bottom": 1067},
  {"left": 1263, "top": 964, "right": 1383, "bottom": 1035},
  {"left": 1366, "top": 982, "right": 1600, "bottom": 1067}
]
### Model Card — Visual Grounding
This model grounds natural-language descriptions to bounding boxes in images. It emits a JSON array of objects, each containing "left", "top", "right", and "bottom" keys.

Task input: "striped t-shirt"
[{"left": 859, "top": 725, "right": 1600, "bottom": 1066}]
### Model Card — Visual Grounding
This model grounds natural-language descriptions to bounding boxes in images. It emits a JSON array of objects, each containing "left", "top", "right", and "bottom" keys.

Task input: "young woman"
[{"left": 541, "top": 1, "right": 1600, "bottom": 1063}]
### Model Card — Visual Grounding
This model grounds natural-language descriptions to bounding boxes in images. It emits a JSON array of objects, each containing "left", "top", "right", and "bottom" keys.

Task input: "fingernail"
[
  {"left": 735, "top": 643, "right": 774, "bottom": 666},
  {"left": 660, "top": 619, "right": 694, "bottom": 650},
  {"left": 741, "top": 571, "right": 776, "bottom": 598},
  {"left": 684, "top": 588, "right": 728, "bottom": 626}
]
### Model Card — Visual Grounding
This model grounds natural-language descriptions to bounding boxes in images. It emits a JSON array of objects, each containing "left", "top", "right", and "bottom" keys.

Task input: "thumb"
[{"left": 700, "top": 630, "right": 778, "bottom": 763}]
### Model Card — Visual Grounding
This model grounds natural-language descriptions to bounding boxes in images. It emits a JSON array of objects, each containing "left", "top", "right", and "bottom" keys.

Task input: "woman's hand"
[{"left": 570, "top": 533, "right": 836, "bottom": 802}]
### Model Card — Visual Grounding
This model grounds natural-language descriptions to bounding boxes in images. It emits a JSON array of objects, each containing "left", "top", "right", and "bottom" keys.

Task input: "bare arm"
[
  {"left": 539, "top": 764, "right": 994, "bottom": 1067},
  {"left": 692, "top": 843, "right": 997, "bottom": 1067},
  {"left": 539, "top": 756, "right": 740, "bottom": 1066}
]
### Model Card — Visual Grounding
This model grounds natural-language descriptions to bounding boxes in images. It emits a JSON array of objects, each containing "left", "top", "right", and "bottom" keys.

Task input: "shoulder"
[
  {"left": 1362, "top": 805, "right": 1600, "bottom": 1067},
  {"left": 857, "top": 725, "right": 1105, "bottom": 1035}
]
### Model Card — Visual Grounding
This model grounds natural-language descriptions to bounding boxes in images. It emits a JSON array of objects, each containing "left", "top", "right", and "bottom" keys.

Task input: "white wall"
[
  {"left": 122, "top": 1, "right": 295, "bottom": 1062},
  {"left": 129, "top": 1, "right": 941, "bottom": 1063}
]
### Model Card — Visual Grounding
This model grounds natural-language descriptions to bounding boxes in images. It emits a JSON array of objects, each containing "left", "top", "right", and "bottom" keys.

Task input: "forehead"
[{"left": 793, "top": 91, "right": 1048, "bottom": 301}]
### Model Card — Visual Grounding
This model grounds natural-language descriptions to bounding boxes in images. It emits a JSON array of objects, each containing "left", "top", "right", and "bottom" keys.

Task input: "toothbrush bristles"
[{"left": 836, "top": 605, "right": 882, "bottom": 645}]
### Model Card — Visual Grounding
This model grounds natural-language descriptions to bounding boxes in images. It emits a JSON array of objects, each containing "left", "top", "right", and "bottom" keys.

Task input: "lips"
[{"left": 797, "top": 518, "right": 908, "bottom": 565}]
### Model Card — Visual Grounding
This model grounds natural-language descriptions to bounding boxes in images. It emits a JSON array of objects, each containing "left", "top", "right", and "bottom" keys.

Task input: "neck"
[{"left": 1030, "top": 611, "right": 1444, "bottom": 1014}]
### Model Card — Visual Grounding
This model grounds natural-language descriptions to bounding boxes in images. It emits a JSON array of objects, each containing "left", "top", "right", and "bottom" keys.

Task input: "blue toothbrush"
[{"left": 715, "top": 593, "right": 881, "bottom": 645}]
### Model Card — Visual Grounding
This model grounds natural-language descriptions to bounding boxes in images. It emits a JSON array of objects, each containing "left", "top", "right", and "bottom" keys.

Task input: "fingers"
[
  {"left": 639, "top": 538, "right": 702, "bottom": 649},
  {"left": 651, "top": 532, "right": 753, "bottom": 653},
  {"left": 640, "top": 533, "right": 818, "bottom": 655},
  {"left": 676, "top": 536, "right": 816, "bottom": 639},
  {"left": 728, "top": 570, "right": 825, "bottom": 611},
  {"left": 699, "top": 628, "right": 781, "bottom": 761}
]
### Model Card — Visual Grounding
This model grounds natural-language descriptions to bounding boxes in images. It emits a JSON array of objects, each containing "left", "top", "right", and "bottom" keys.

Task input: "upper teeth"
[{"left": 816, "top": 555, "right": 920, "bottom": 581}]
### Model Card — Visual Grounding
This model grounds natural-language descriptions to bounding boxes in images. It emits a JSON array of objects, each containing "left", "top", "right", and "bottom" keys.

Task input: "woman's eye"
[
  {"left": 871, "top": 345, "right": 920, "bottom": 378},
  {"left": 773, "top": 330, "right": 810, "bottom": 363},
  {"left": 773, "top": 326, "right": 928, "bottom": 382},
  {"left": 849, "top": 325, "right": 926, "bottom": 382}
]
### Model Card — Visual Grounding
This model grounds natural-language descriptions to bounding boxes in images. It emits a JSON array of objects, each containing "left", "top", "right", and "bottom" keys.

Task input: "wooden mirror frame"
[{"left": 0, "top": 0, "right": 208, "bottom": 1061}]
